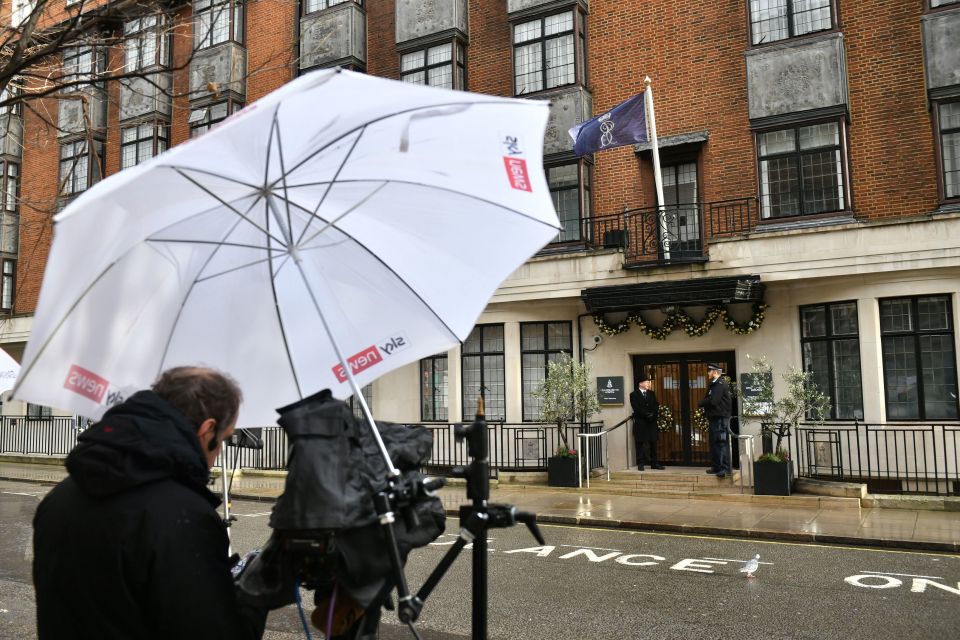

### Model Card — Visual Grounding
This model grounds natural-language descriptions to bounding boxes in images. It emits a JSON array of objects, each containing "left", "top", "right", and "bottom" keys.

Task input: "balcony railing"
[{"left": 547, "top": 197, "right": 759, "bottom": 267}]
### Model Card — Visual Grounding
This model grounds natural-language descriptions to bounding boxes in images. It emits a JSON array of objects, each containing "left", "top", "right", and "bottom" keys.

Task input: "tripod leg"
[{"left": 472, "top": 525, "right": 488, "bottom": 640}]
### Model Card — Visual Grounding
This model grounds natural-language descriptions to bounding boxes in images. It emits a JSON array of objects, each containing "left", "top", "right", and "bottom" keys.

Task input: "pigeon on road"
[{"left": 740, "top": 554, "right": 760, "bottom": 578}]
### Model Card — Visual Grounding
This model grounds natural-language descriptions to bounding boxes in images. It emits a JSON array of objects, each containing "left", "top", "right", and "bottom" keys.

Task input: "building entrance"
[{"left": 633, "top": 352, "right": 736, "bottom": 466}]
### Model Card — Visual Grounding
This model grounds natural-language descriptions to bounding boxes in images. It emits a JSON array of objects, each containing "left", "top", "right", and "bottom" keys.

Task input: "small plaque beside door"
[{"left": 597, "top": 376, "right": 624, "bottom": 405}]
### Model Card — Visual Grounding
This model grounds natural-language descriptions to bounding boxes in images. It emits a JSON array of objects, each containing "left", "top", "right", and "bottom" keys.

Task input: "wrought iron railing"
[
  {"left": 763, "top": 421, "right": 960, "bottom": 496},
  {"left": 549, "top": 197, "right": 758, "bottom": 268}
]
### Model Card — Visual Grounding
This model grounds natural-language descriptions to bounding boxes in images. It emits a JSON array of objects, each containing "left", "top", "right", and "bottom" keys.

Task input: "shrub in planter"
[
  {"left": 548, "top": 446, "right": 580, "bottom": 487},
  {"left": 754, "top": 450, "right": 794, "bottom": 496}
]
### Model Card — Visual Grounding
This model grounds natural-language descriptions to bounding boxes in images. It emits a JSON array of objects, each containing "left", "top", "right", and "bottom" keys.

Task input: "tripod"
[{"left": 373, "top": 401, "right": 544, "bottom": 640}]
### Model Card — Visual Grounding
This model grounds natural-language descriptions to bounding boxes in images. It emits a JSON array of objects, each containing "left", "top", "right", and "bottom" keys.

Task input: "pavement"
[{"left": 1, "top": 456, "right": 958, "bottom": 553}]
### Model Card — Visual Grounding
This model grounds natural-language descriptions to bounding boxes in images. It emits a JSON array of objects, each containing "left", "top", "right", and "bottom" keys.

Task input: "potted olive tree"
[
  {"left": 740, "top": 356, "right": 829, "bottom": 496},
  {"left": 533, "top": 353, "right": 600, "bottom": 487}
]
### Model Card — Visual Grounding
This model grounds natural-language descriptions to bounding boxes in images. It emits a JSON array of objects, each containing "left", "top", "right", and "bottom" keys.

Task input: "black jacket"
[
  {"left": 33, "top": 391, "right": 267, "bottom": 640},
  {"left": 629, "top": 389, "right": 659, "bottom": 442},
  {"left": 698, "top": 376, "right": 733, "bottom": 419}
]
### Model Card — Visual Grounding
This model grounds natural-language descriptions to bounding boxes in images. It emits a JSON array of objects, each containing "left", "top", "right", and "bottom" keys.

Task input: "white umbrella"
[
  {"left": 12, "top": 69, "right": 560, "bottom": 466},
  {"left": 0, "top": 346, "right": 19, "bottom": 394}
]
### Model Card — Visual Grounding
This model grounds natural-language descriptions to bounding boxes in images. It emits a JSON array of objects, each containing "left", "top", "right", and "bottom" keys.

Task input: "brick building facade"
[{"left": 2, "top": 1, "right": 959, "bottom": 476}]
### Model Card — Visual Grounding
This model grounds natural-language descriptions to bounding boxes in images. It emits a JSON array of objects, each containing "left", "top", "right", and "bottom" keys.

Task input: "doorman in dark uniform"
[
  {"left": 699, "top": 362, "right": 733, "bottom": 478},
  {"left": 630, "top": 372, "right": 664, "bottom": 470}
]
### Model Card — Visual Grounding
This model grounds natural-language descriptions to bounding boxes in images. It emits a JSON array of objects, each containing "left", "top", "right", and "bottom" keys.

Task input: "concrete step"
[{"left": 610, "top": 471, "right": 741, "bottom": 485}]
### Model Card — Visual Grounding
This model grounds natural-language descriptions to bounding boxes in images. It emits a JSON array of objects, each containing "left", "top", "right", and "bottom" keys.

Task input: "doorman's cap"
[
  {"left": 706, "top": 363, "right": 723, "bottom": 372},
  {"left": 636, "top": 372, "right": 651, "bottom": 383}
]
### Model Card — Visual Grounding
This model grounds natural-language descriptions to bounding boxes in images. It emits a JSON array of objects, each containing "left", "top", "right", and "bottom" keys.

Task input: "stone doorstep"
[
  {"left": 862, "top": 494, "right": 960, "bottom": 512},
  {"left": 794, "top": 477, "right": 868, "bottom": 499}
]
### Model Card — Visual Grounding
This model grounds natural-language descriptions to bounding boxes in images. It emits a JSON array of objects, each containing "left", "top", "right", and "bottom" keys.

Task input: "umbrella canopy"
[
  {"left": 0, "top": 347, "right": 19, "bottom": 395},
  {"left": 13, "top": 69, "right": 560, "bottom": 428}
]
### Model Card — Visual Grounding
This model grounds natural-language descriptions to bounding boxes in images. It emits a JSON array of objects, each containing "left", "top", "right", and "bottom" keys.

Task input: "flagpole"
[{"left": 644, "top": 76, "right": 670, "bottom": 261}]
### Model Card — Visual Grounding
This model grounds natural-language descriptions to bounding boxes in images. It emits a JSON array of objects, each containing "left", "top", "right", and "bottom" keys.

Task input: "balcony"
[{"left": 545, "top": 197, "right": 759, "bottom": 269}]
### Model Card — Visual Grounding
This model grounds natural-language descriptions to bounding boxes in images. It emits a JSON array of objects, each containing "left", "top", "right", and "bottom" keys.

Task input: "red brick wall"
[
  {"left": 843, "top": 0, "right": 939, "bottom": 218},
  {"left": 9, "top": 0, "right": 944, "bottom": 316}
]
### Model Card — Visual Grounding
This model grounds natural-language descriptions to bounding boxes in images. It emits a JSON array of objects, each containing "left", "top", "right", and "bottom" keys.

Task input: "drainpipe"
[{"left": 576, "top": 312, "right": 594, "bottom": 364}]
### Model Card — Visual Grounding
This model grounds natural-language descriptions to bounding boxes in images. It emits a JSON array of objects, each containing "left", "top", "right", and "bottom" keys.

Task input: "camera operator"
[{"left": 33, "top": 366, "right": 269, "bottom": 640}]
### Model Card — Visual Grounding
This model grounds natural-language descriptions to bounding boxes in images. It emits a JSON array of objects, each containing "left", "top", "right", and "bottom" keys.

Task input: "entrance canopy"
[{"left": 581, "top": 275, "right": 764, "bottom": 313}]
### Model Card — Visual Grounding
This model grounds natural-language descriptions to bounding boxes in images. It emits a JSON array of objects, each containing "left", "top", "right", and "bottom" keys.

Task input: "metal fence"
[
  {"left": 0, "top": 416, "right": 84, "bottom": 457},
  {"left": 1, "top": 417, "right": 609, "bottom": 480},
  {"left": 765, "top": 421, "right": 960, "bottom": 496}
]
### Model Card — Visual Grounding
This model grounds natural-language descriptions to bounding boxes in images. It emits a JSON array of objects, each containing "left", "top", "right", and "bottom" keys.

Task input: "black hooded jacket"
[{"left": 32, "top": 391, "right": 267, "bottom": 640}]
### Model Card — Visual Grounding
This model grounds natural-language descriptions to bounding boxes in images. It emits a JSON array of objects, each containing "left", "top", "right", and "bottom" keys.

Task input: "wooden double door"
[{"left": 633, "top": 352, "right": 735, "bottom": 466}]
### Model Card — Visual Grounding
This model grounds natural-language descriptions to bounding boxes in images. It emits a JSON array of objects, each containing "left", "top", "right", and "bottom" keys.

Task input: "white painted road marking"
[{"left": 858, "top": 570, "right": 943, "bottom": 579}]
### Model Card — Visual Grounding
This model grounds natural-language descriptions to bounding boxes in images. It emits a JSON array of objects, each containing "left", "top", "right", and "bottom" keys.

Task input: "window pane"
[
  {"left": 514, "top": 19, "right": 541, "bottom": 44},
  {"left": 880, "top": 299, "right": 913, "bottom": 333},
  {"left": 798, "top": 122, "right": 838, "bottom": 150},
  {"left": 401, "top": 51, "right": 424, "bottom": 72},
  {"left": 522, "top": 352, "right": 545, "bottom": 420},
  {"left": 803, "top": 341, "right": 830, "bottom": 410},
  {"left": 402, "top": 71, "right": 425, "bottom": 85},
  {"left": 944, "top": 131, "right": 960, "bottom": 199},
  {"left": 514, "top": 42, "right": 542, "bottom": 94},
  {"left": 547, "top": 322, "right": 571, "bottom": 350},
  {"left": 830, "top": 302, "right": 858, "bottom": 335},
  {"left": 792, "top": 0, "right": 832, "bottom": 36},
  {"left": 544, "top": 11, "right": 573, "bottom": 36},
  {"left": 941, "top": 102, "right": 960, "bottom": 130},
  {"left": 832, "top": 339, "right": 863, "bottom": 419},
  {"left": 544, "top": 34, "right": 574, "bottom": 88},
  {"left": 427, "top": 44, "right": 452, "bottom": 64},
  {"left": 750, "top": 0, "right": 789, "bottom": 44},
  {"left": 463, "top": 327, "right": 481, "bottom": 353},
  {"left": 482, "top": 325, "right": 504, "bottom": 352},
  {"left": 521, "top": 324, "right": 544, "bottom": 351},
  {"left": 883, "top": 335, "right": 919, "bottom": 419},
  {"left": 920, "top": 335, "right": 959, "bottom": 420},
  {"left": 918, "top": 296, "right": 949, "bottom": 331},
  {"left": 801, "top": 305, "right": 826, "bottom": 338},
  {"left": 800, "top": 149, "right": 843, "bottom": 214},
  {"left": 427, "top": 65, "right": 452, "bottom": 89},
  {"left": 760, "top": 156, "right": 800, "bottom": 218},
  {"left": 759, "top": 129, "right": 795, "bottom": 155}
]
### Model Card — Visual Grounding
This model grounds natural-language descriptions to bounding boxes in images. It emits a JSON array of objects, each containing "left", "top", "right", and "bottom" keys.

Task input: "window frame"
[
  {"left": 461, "top": 324, "right": 506, "bottom": 422},
  {"left": 1, "top": 161, "right": 19, "bottom": 213},
  {"left": 520, "top": 321, "right": 573, "bottom": 422},
  {"left": 121, "top": 121, "right": 169, "bottom": 169},
  {"left": 346, "top": 384, "right": 374, "bottom": 419},
  {"left": 799, "top": 301, "right": 864, "bottom": 420},
  {"left": 123, "top": 15, "right": 171, "bottom": 72},
  {"left": 934, "top": 99, "right": 960, "bottom": 202},
  {"left": 188, "top": 99, "right": 242, "bottom": 138},
  {"left": 879, "top": 295, "right": 959, "bottom": 421},
  {"left": 545, "top": 156, "right": 592, "bottom": 245},
  {"left": 59, "top": 139, "right": 103, "bottom": 196},
  {"left": 748, "top": 0, "right": 837, "bottom": 47},
  {"left": 26, "top": 402, "right": 53, "bottom": 420},
  {"left": 420, "top": 353, "right": 449, "bottom": 422},
  {"left": 399, "top": 39, "right": 466, "bottom": 91},
  {"left": 302, "top": 0, "right": 361, "bottom": 18},
  {"left": 756, "top": 118, "right": 850, "bottom": 220},
  {"left": 929, "top": 0, "right": 960, "bottom": 10},
  {"left": 1, "top": 259, "right": 14, "bottom": 311},
  {"left": 511, "top": 8, "right": 586, "bottom": 97},
  {"left": 193, "top": 0, "right": 245, "bottom": 50},
  {"left": 61, "top": 44, "right": 104, "bottom": 92}
]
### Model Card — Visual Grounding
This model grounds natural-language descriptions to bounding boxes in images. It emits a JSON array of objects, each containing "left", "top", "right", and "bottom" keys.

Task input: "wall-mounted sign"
[
  {"left": 597, "top": 376, "right": 624, "bottom": 405},
  {"left": 740, "top": 371, "right": 773, "bottom": 416}
]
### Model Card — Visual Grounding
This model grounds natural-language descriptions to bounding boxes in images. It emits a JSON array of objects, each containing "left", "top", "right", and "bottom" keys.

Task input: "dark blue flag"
[{"left": 568, "top": 92, "right": 649, "bottom": 156}]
